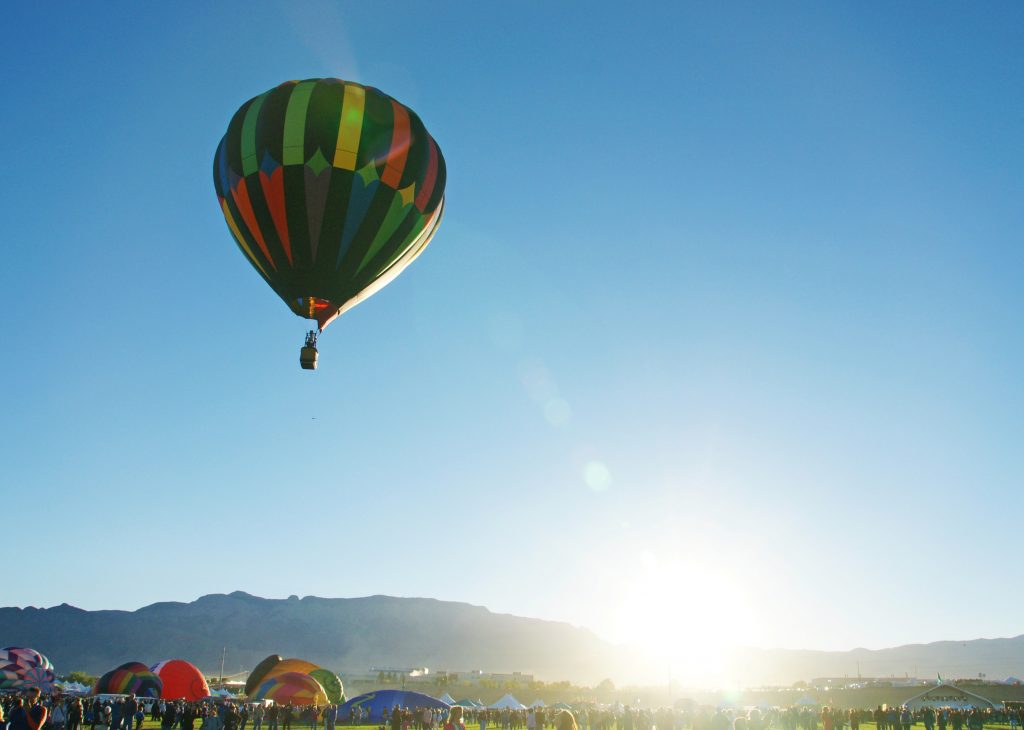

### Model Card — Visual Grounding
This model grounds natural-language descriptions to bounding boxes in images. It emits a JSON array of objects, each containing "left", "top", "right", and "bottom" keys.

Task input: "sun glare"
[{"left": 608, "top": 550, "right": 760, "bottom": 686}]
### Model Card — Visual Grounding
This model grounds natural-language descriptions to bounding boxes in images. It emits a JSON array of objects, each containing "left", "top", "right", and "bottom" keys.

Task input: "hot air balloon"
[
  {"left": 0, "top": 647, "right": 55, "bottom": 690},
  {"left": 309, "top": 668, "right": 344, "bottom": 704},
  {"left": 213, "top": 78, "right": 447, "bottom": 370},
  {"left": 251, "top": 672, "right": 328, "bottom": 706},
  {"left": 245, "top": 654, "right": 284, "bottom": 696},
  {"left": 92, "top": 662, "right": 163, "bottom": 698},
  {"left": 260, "top": 658, "right": 320, "bottom": 683},
  {"left": 151, "top": 659, "right": 210, "bottom": 701}
]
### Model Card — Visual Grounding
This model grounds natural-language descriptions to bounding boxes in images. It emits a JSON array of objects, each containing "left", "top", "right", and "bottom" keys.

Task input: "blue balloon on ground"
[{"left": 339, "top": 690, "right": 451, "bottom": 722}]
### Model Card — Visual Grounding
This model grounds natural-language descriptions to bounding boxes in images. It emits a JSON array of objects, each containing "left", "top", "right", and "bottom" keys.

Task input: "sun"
[{"left": 607, "top": 550, "right": 761, "bottom": 686}]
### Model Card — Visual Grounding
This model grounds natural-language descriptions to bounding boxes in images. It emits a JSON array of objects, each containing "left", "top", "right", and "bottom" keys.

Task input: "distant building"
[
  {"left": 468, "top": 670, "right": 535, "bottom": 684},
  {"left": 903, "top": 684, "right": 998, "bottom": 710},
  {"left": 810, "top": 678, "right": 929, "bottom": 690}
]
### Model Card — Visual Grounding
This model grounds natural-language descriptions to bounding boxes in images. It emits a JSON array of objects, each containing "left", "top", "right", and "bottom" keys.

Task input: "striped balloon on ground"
[
  {"left": 92, "top": 662, "right": 163, "bottom": 698},
  {"left": 251, "top": 671, "right": 328, "bottom": 707}
]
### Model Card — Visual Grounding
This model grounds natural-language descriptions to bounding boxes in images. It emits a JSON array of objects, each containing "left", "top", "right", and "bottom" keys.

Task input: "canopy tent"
[
  {"left": 56, "top": 681, "right": 90, "bottom": 694},
  {"left": 902, "top": 684, "right": 996, "bottom": 710},
  {"left": 551, "top": 703, "right": 572, "bottom": 711},
  {"left": 530, "top": 700, "right": 546, "bottom": 708},
  {"left": 795, "top": 696, "right": 819, "bottom": 707},
  {"left": 454, "top": 700, "right": 478, "bottom": 708},
  {"left": 340, "top": 690, "right": 451, "bottom": 723},
  {"left": 439, "top": 693, "right": 456, "bottom": 705},
  {"left": 490, "top": 694, "right": 526, "bottom": 710}
]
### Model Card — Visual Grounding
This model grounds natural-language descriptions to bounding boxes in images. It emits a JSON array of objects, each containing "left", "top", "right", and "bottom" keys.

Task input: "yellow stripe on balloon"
[
  {"left": 220, "top": 199, "right": 271, "bottom": 280},
  {"left": 333, "top": 84, "right": 365, "bottom": 170}
]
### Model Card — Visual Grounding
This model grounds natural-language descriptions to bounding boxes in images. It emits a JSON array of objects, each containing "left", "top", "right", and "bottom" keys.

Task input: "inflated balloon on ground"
[
  {"left": 261, "top": 658, "right": 320, "bottom": 683},
  {"left": 92, "top": 662, "right": 163, "bottom": 698},
  {"left": 309, "top": 668, "right": 344, "bottom": 704},
  {"left": 151, "top": 659, "right": 210, "bottom": 701},
  {"left": 0, "top": 647, "right": 55, "bottom": 690},
  {"left": 251, "top": 671, "right": 327, "bottom": 706},
  {"left": 245, "top": 654, "right": 284, "bottom": 696}
]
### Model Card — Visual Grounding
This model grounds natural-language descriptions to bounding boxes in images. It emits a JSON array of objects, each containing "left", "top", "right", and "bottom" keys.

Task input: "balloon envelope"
[
  {"left": 0, "top": 647, "right": 55, "bottom": 690},
  {"left": 20, "top": 664, "right": 56, "bottom": 692},
  {"left": 213, "top": 78, "right": 447, "bottom": 333},
  {"left": 309, "top": 668, "right": 344, "bottom": 704},
  {"left": 245, "top": 654, "right": 284, "bottom": 696},
  {"left": 261, "top": 658, "right": 320, "bottom": 683},
  {"left": 251, "top": 672, "right": 327, "bottom": 707},
  {"left": 340, "top": 691, "right": 450, "bottom": 723},
  {"left": 151, "top": 659, "right": 210, "bottom": 701},
  {"left": 0, "top": 668, "right": 21, "bottom": 690},
  {"left": 92, "top": 662, "right": 163, "bottom": 698}
]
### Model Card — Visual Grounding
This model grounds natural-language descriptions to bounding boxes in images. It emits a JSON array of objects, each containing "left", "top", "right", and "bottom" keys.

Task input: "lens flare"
[{"left": 584, "top": 460, "right": 612, "bottom": 491}]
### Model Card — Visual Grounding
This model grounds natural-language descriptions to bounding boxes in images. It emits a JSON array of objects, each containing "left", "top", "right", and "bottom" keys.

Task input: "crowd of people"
[{"left": 2, "top": 688, "right": 1023, "bottom": 730}]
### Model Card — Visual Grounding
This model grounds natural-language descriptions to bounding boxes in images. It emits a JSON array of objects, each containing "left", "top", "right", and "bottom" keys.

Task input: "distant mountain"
[
  {"left": 1, "top": 593, "right": 1022, "bottom": 687},
  {"left": 726, "top": 636, "right": 1024, "bottom": 685},
  {"left": 0, "top": 592, "right": 632, "bottom": 684}
]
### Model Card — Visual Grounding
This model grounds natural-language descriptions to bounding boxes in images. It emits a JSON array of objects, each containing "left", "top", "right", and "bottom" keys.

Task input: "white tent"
[
  {"left": 530, "top": 700, "right": 546, "bottom": 708},
  {"left": 490, "top": 694, "right": 526, "bottom": 710},
  {"left": 795, "top": 696, "right": 819, "bottom": 706},
  {"left": 439, "top": 693, "right": 456, "bottom": 705},
  {"left": 56, "top": 681, "right": 90, "bottom": 694}
]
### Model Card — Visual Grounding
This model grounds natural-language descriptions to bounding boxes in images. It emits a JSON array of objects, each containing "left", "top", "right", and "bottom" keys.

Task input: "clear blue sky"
[{"left": 2, "top": 1, "right": 1022, "bottom": 679}]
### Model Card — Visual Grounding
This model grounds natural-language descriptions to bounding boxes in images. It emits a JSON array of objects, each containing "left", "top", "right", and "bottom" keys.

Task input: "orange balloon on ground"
[{"left": 151, "top": 659, "right": 210, "bottom": 701}]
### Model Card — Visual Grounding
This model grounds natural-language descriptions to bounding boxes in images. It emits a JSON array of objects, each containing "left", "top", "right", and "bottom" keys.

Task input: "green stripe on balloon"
[
  {"left": 240, "top": 93, "right": 268, "bottom": 176},
  {"left": 283, "top": 81, "right": 316, "bottom": 165}
]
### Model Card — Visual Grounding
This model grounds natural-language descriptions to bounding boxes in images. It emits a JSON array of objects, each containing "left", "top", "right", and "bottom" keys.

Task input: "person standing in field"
[
  {"left": 68, "top": 698, "right": 84, "bottom": 730},
  {"left": 445, "top": 708, "right": 466, "bottom": 730},
  {"left": 555, "top": 712, "right": 577, "bottom": 730},
  {"left": 9, "top": 688, "right": 48, "bottom": 730}
]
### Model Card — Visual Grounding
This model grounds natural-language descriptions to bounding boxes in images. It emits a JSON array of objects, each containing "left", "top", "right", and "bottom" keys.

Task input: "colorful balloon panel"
[
  {"left": 261, "top": 658, "right": 320, "bottom": 683},
  {"left": 0, "top": 646, "right": 55, "bottom": 689},
  {"left": 309, "top": 668, "right": 344, "bottom": 704},
  {"left": 252, "top": 671, "right": 327, "bottom": 707},
  {"left": 245, "top": 654, "right": 284, "bottom": 696},
  {"left": 151, "top": 659, "right": 210, "bottom": 701},
  {"left": 92, "top": 662, "right": 163, "bottom": 698},
  {"left": 213, "top": 78, "right": 447, "bottom": 332},
  {"left": 0, "top": 668, "right": 21, "bottom": 690},
  {"left": 20, "top": 664, "right": 56, "bottom": 691}
]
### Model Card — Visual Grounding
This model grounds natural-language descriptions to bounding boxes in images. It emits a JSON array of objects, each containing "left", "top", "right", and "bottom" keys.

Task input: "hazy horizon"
[{"left": 5, "top": 589, "right": 1021, "bottom": 654}]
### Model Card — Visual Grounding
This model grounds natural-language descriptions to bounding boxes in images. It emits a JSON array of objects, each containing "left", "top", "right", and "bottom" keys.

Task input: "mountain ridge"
[{"left": 2, "top": 592, "right": 1022, "bottom": 686}]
